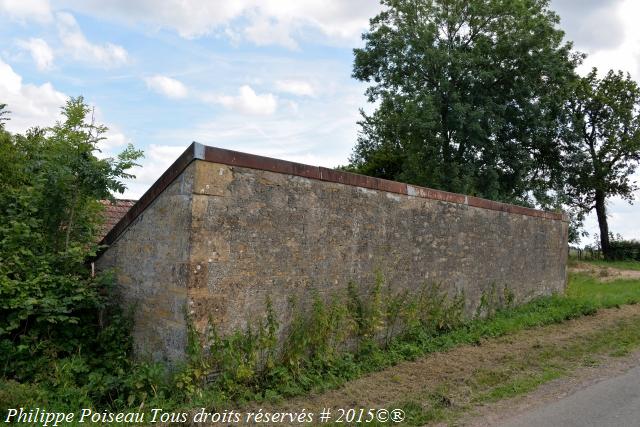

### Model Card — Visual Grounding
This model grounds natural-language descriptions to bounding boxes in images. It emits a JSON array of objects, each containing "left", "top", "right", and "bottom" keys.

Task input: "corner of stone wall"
[
  {"left": 96, "top": 161, "right": 197, "bottom": 364},
  {"left": 186, "top": 160, "right": 236, "bottom": 340}
]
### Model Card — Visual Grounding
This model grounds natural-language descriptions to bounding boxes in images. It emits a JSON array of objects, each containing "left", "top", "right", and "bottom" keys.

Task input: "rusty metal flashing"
[{"left": 99, "top": 142, "right": 567, "bottom": 249}]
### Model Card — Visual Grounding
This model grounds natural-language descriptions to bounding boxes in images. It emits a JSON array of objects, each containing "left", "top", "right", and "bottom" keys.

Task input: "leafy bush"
[
  {"left": 609, "top": 238, "right": 640, "bottom": 261},
  {"left": 0, "top": 98, "right": 144, "bottom": 408}
]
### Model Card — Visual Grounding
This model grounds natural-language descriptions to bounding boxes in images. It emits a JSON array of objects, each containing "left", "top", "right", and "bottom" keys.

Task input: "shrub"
[
  {"left": 0, "top": 98, "right": 143, "bottom": 408},
  {"left": 609, "top": 238, "right": 640, "bottom": 261}
]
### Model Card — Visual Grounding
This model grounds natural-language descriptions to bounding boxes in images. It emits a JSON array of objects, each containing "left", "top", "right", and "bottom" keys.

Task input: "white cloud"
[
  {"left": 158, "top": 86, "right": 362, "bottom": 167},
  {"left": 205, "top": 85, "right": 277, "bottom": 116},
  {"left": 243, "top": 13, "right": 298, "bottom": 49},
  {"left": 254, "top": 0, "right": 377, "bottom": 42},
  {"left": 55, "top": 1, "right": 249, "bottom": 39},
  {"left": 0, "top": 57, "right": 67, "bottom": 133},
  {"left": 576, "top": 0, "right": 640, "bottom": 80},
  {"left": 275, "top": 79, "right": 315, "bottom": 97},
  {"left": 93, "top": 107, "right": 132, "bottom": 156},
  {"left": 93, "top": 129, "right": 131, "bottom": 160},
  {"left": 55, "top": 0, "right": 380, "bottom": 47},
  {"left": 100, "top": 130, "right": 129, "bottom": 151},
  {"left": 0, "top": 57, "right": 133, "bottom": 169},
  {"left": 144, "top": 75, "right": 188, "bottom": 99},
  {"left": 0, "top": 0, "right": 52, "bottom": 22},
  {"left": 552, "top": 0, "right": 626, "bottom": 52},
  {"left": 56, "top": 12, "right": 128, "bottom": 68},
  {"left": 17, "top": 38, "right": 54, "bottom": 71}
]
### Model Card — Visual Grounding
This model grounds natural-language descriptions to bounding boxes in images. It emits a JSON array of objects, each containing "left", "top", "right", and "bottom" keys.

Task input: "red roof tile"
[{"left": 98, "top": 199, "right": 136, "bottom": 242}]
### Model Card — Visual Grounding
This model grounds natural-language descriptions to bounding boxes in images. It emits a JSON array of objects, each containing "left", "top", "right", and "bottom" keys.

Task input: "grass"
[
  {"left": 302, "top": 265, "right": 640, "bottom": 427},
  {"left": 351, "top": 265, "right": 640, "bottom": 426},
  {"left": 567, "top": 272, "right": 640, "bottom": 305}
]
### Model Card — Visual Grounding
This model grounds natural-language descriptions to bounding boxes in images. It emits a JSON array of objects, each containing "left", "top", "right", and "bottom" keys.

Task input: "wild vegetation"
[
  {"left": 3, "top": 218, "right": 640, "bottom": 421},
  {"left": 0, "top": 98, "right": 144, "bottom": 411}
]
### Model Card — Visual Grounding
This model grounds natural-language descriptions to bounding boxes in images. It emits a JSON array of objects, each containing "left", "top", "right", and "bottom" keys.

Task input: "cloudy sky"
[{"left": 1, "top": 0, "right": 639, "bottom": 244}]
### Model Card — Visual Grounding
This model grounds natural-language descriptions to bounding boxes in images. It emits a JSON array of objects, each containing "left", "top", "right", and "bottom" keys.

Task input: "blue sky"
[{"left": 1, "top": 0, "right": 639, "bottom": 245}]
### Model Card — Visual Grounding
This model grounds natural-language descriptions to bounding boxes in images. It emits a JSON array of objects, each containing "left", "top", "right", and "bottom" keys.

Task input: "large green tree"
[
  {"left": 349, "top": 0, "right": 581, "bottom": 205},
  {"left": 561, "top": 69, "right": 640, "bottom": 258}
]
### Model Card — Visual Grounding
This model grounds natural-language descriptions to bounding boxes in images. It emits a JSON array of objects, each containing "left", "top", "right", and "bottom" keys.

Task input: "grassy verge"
[
  {"left": 4, "top": 270, "right": 640, "bottom": 426},
  {"left": 295, "top": 272, "right": 640, "bottom": 400}
]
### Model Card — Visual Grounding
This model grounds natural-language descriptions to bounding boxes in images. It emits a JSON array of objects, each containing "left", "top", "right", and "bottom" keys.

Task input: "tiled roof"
[{"left": 98, "top": 199, "right": 136, "bottom": 242}]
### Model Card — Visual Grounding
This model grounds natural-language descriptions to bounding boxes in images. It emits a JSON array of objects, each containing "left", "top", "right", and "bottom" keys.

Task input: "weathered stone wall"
[
  {"left": 188, "top": 160, "right": 567, "bottom": 341},
  {"left": 97, "top": 145, "right": 568, "bottom": 362},
  {"left": 96, "top": 164, "right": 195, "bottom": 362}
]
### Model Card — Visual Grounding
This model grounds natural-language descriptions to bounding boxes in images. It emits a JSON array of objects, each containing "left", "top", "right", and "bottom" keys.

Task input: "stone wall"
[
  {"left": 96, "top": 144, "right": 568, "bottom": 362},
  {"left": 96, "top": 164, "right": 195, "bottom": 362}
]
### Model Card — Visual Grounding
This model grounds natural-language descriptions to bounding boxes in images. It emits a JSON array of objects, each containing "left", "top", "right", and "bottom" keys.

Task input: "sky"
[{"left": 1, "top": 0, "right": 639, "bottom": 245}]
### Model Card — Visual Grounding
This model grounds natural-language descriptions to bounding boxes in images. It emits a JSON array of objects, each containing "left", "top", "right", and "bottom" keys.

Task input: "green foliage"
[
  {"left": 475, "top": 284, "right": 515, "bottom": 318},
  {"left": 4, "top": 267, "right": 640, "bottom": 415},
  {"left": 560, "top": 69, "right": 640, "bottom": 258},
  {"left": 0, "top": 103, "right": 8, "bottom": 129},
  {"left": 609, "top": 238, "right": 640, "bottom": 261},
  {"left": 0, "top": 97, "right": 144, "bottom": 409},
  {"left": 567, "top": 272, "right": 640, "bottom": 306},
  {"left": 349, "top": 0, "right": 581, "bottom": 206},
  {"left": 173, "top": 274, "right": 624, "bottom": 410}
]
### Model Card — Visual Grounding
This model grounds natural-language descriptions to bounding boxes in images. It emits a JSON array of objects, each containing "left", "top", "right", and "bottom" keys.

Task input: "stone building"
[{"left": 96, "top": 143, "right": 568, "bottom": 362}]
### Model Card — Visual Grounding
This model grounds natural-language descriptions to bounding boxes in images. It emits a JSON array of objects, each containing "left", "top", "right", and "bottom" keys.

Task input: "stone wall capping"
[{"left": 99, "top": 142, "right": 567, "bottom": 249}]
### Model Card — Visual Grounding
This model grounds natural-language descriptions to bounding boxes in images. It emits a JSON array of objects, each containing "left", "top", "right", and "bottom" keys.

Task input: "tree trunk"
[{"left": 595, "top": 190, "right": 611, "bottom": 260}]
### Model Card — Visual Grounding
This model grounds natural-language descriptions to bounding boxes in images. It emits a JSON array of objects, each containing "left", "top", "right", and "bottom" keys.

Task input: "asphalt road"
[{"left": 500, "top": 365, "right": 640, "bottom": 427}]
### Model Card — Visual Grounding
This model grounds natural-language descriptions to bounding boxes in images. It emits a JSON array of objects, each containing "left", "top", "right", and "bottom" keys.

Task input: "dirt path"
[
  {"left": 481, "top": 356, "right": 640, "bottom": 427},
  {"left": 570, "top": 262, "right": 640, "bottom": 281}
]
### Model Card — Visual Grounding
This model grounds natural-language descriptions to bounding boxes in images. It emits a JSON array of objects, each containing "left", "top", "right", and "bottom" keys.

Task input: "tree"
[
  {"left": 561, "top": 69, "right": 640, "bottom": 259},
  {"left": 0, "top": 103, "right": 8, "bottom": 129},
  {"left": 0, "top": 97, "right": 143, "bottom": 380},
  {"left": 349, "top": 0, "right": 581, "bottom": 206}
]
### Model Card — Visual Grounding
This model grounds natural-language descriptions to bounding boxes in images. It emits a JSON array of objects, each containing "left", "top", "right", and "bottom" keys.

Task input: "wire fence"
[
  {"left": 569, "top": 243, "right": 640, "bottom": 261},
  {"left": 568, "top": 246, "right": 603, "bottom": 260}
]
